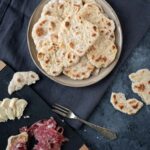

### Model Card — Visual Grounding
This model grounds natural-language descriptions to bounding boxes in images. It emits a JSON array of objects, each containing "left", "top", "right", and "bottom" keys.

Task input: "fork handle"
[{"left": 76, "top": 117, "right": 117, "bottom": 140}]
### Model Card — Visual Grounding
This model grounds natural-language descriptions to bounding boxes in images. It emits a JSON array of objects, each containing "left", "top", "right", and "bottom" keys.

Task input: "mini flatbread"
[
  {"left": 110, "top": 92, "right": 143, "bottom": 115},
  {"left": 63, "top": 56, "right": 95, "bottom": 80},
  {"left": 8, "top": 71, "right": 39, "bottom": 95},
  {"left": 129, "top": 69, "right": 150, "bottom": 105},
  {"left": 78, "top": 3, "right": 114, "bottom": 32},
  {"left": 78, "top": 2, "right": 103, "bottom": 22},
  {"left": 6, "top": 132, "right": 28, "bottom": 150},
  {"left": 32, "top": 16, "right": 61, "bottom": 50},
  {"left": 87, "top": 33, "right": 117, "bottom": 68},
  {"left": 37, "top": 43, "right": 63, "bottom": 76},
  {"left": 41, "top": 0, "right": 83, "bottom": 19},
  {"left": 58, "top": 15, "right": 99, "bottom": 56},
  {"left": 78, "top": 3, "right": 117, "bottom": 69}
]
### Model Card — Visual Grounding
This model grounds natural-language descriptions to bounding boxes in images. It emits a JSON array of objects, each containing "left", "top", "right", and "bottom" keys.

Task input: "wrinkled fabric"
[{"left": 0, "top": 0, "right": 150, "bottom": 128}]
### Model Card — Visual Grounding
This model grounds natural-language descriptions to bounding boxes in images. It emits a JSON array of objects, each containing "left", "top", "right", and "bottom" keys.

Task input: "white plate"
[{"left": 27, "top": 0, "right": 123, "bottom": 87}]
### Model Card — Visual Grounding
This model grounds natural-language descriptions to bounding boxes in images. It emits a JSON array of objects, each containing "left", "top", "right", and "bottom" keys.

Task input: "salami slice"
[{"left": 20, "top": 117, "right": 67, "bottom": 150}]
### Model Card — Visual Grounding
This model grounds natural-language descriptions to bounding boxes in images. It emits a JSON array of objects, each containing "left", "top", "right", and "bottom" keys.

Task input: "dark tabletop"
[
  {"left": 0, "top": 0, "right": 150, "bottom": 149},
  {"left": 79, "top": 29, "right": 150, "bottom": 150}
]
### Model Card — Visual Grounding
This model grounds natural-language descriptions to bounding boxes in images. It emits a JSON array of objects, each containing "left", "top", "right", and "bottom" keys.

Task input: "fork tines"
[{"left": 52, "top": 104, "right": 70, "bottom": 117}]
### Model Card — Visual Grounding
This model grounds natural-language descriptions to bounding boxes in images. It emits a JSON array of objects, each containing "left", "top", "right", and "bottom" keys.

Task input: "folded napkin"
[{"left": 0, "top": 0, "right": 150, "bottom": 128}]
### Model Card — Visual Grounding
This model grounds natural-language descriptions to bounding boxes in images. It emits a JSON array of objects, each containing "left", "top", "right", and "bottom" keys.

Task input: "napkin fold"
[{"left": 0, "top": 0, "right": 150, "bottom": 128}]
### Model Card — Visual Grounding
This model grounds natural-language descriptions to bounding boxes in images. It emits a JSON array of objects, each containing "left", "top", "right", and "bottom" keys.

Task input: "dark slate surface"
[
  {"left": 0, "top": 0, "right": 150, "bottom": 129},
  {"left": 79, "top": 29, "right": 150, "bottom": 150},
  {"left": 0, "top": 66, "right": 85, "bottom": 150}
]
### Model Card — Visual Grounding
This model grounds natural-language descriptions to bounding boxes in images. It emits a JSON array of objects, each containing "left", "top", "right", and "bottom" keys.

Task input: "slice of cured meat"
[{"left": 20, "top": 117, "right": 67, "bottom": 150}]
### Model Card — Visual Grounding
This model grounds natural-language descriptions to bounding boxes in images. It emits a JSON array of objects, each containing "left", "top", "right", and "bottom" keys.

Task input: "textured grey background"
[{"left": 79, "top": 29, "right": 150, "bottom": 150}]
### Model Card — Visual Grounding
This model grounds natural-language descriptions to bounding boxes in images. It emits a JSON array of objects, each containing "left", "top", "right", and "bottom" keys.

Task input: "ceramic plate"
[{"left": 27, "top": 0, "right": 123, "bottom": 87}]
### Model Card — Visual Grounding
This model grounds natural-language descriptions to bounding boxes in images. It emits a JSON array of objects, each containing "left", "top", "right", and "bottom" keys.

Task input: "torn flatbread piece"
[
  {"left": 58, "top": 15, "right": 99, "bottom": 56},
  {"left": 8, "top": 71, "right": 39, "bottom": 95},
  {"left": 63, "top": 56, "right": 95, "bottom": 80},
  {"left": 110, "top": 92, "right": 143, "bottom": 115},
  {"left": 129, "top": 69, "right": 150, "bottom": 105},
  {"left": 6, "top": 132, "right": 28, "bottom": 150}
]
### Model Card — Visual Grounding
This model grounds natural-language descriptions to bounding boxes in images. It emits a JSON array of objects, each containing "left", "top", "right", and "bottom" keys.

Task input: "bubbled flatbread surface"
[
  {"left": 63, "top": 56, "right": 95, "bottom": 80},
  {"left": 111, "top": 92, "right": 143, "bottom": 115},
  {"left": 78, "top": 3, "right": 115, "bottom": 32},
  {"left": 8, "top": 71, "right": 39, "bottom": 95},
  {"left": 32, "top": 0, "right": 118, "bottom": 80},
  {"left": 56, "top": 46, "right": 80, "bottom": 68},
  {"left": 79, "top": 2, "right": 117, "bottom": 69},
  {"left": 78, "top": 2, "right": 103, "bottom": 23},
  {"left": 41, "top": 0, "right": 83, "bottom": 20},
  {"left": 87, "top": 32, "right": 117, "bottom": 68},
  {"left": 37, "top": 43, "right": 63, "bottom": 76},
  {"left": 32, "top": 16, "right": 61, "bottom": 50},
  {"left": 129, "top": 69, "right": 150, "bottom": 105},
  {"left": 58, "top": 15, "right": 99, "bottom": 56}
]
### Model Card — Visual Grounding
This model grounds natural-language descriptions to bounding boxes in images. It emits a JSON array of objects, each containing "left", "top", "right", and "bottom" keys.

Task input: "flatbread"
[
  {"left": 32, "top": 16, "right": 61, "bottom": 50},
  {"left": 78, "top": 3, "right": 115, "bottom": 32},
  {"left": 37, "top": 43, "right": 63, "bottom": 76},
  {"left": 78, "top": 2, "right": 115, "bottom": 44},
  {"left": 129, "top": 69, "right": 150, "bottom": 105},
  {"left": 6, "top": 132, "right": 28, "bottom": 150},
  {"left": 87, "top": 33, "right": 117, "bottom": 68},
  {"left": 0, "top": 98, "right": 28, "bottom": 122},
  {"left": 78, "top": 2, "right": 103, "bottom": 22},
  {"left": 110, "top": 92, "right": 143, "bottom": 115},
  {"left": 78, "top": 3, "right": 117, "bottom": 69},
  {"left": 58, "top": 15, "right": 99, "bottom": 56},
  {"left": 41, "top": 0, "right": 83, "bottom": 19},
  {"left": 8, "top": 71, "right": 39, "bottom": 95},
  {"left": 0, "top": 98, "right": 15, "bottom": 120},
  {"left": 63, "top": 56, "right": 95, "bottom": 80},
  {"left": 15, "top": 99, "right": 28, "bottom": 119}
]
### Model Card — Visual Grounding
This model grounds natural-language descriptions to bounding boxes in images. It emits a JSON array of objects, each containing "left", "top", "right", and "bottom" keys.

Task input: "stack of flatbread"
[{"left": 32, "top": 0, "right": 118, "bottom": 80}]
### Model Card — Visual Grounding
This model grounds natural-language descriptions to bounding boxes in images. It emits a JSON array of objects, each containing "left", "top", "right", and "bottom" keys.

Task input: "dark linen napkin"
[{"left": 0, "top": 0, "right": 150, "bottom": 128}]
